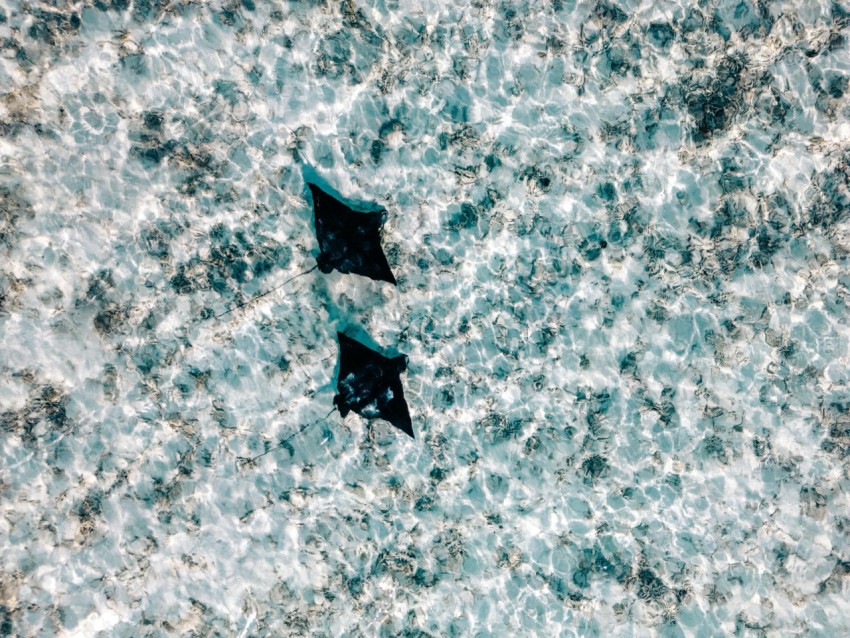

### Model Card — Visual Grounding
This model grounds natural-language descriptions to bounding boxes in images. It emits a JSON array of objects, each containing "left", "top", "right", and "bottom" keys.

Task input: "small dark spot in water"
[
  {"left": 429, "top": 467, "right": 447, "bottom": 482},
  {"left": 0, "top": 604, "right": 13, "bottom": 635},
  {"left": 666, "top": 474, "right": 682, "bottom": 490},
  {"left": 636, "top": 568, "right": 668, "bottom": 600},
  {"left": 140, "top": 225, "right": 170, "bottom": 259},
  {"left": 619, "top": 352, "right": 638, "bottom": 375},
  {"left": 478, "top": 189, "right": 498, "bottom": 213},
  {"left": 217, "top": 8, "right": 242, "bottom": 27},
  {"left": 142, "top": 110, "right": 163, "bottom": 130},
  {"left": 77, "top": 490, "right": 104, "bottom": 520},
  {"left": 413, "top": 568, "right": 439, "bottom": 588},
  {"left": 246, "top": 65, "right": 262, "bottom": 84},
  {"left": 647, "top": 302, "right": 669, "bottom": 322},
  {"left": 581, "top": 455, "right": 609, "bottom": 481},
  {"left": 85, "top": 270, "right": 115, "bottom": 303},
  {"left": 498, "top": 6, "right": 524, "bottom": 40},
  {"left": 701, "top": 433, "right": 727, "bottom": 461},
  {"left": 132, "top": 0, "right": 170, "bottom": 22},
  {"left": 482, "top": 413, "right": 524, "bottom": 443},
  {"left": 573, "top": 565, "right": 591, "bottom": 589},
  {"left": 549, "top": 576, "right": 582, "bottom": 601},
  {"left": 93, "top": 304, "right": 125, "bottom": 336},
  {"left": 774, "top": 542, "right": 790, "bottom": 565},
  {"left": 95, "top": 0, "right": 131, "bottom": 10},
  {"left": 648, "top": 22, "right": 675, "bottom": 48},
  {"left": 752, "top": 436, "right": 769, "bottom": 458},
  {"left": 597, "top": 182, "right": 616, "bottom": 201},
  {"left": 594, "top": 1, "right": 628, "bottom": 24},
  {"left": 828, "top": 32, "right": 846, "bottom": 52},
  {"left": 346, "top": 575, "right": 364, "bottom": 598},
  {"left": 230, "top": 259, "right": 248, "bottom": 282},
  {"left": 522, "top": 166, "right": 553, "bottom": 193},
  {"left": 414, "top": 494, "right": 434, "bottom": 511},
  {"left": 29, "top": 21, "right": 55, "bottom": 45},
  {"left": 378, "top": 119, "right": 403, "bottom": 138},
  {"left": 131, "top": 140, "right": 176, "bottom": 168},
  {"left": 580, "top": 233, "right": 607, "bottom": 261},
  {"left": 15, "top": 46, "right": 34, "bottom": 70},
  {"left": 658, "top": 401, "right": 677, "bottom": 426},
  {"left": 370, "top": 139, "right": 384, "bottom": 164},
  {"left": 170, "top": 267, "right": 193, "bottom": 294},
  {"left": 779, "top": 340, "right": 797, "bottom": 360},
  {"left": 484, "top": 154, "right": 501, "bottom": 171},
  {"left": 440, "top": 387, "right": 455, "bottom": 407},
  {"left": 132, "top": 343, "right": 162, "bottom": 375},
  {"left": 214, "top": 80, "right": 241, "bottom": 104},
  {"left": 686, "top": 55, "right": 745, "bottom": 143},
  {"left": 827, "top": 74, "right": 848, "bottom": 98},
  {"left": 211, "top": 277, "right": 228, "bottom": 294},
  {"left": 448, "top": 203, "right": 479, "bottom": 230}
]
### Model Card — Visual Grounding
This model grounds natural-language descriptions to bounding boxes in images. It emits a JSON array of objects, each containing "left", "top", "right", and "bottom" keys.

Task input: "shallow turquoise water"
[{"left": 1, "top": 1, "right": 850, "bottom": 635}]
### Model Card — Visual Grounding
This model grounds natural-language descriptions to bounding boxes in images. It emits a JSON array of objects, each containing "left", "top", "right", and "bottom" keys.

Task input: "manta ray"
[
  {"left": 308, "top": 182, "right": 397, "bottom": 285},
  {"left": 334, "top": 332, "right": 413, "bottom": 438}
]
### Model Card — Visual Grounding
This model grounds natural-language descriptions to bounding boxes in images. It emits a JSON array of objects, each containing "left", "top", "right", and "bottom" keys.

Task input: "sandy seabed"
[{"left": 1, "top": 1, "right": 850, "bottom": 635}]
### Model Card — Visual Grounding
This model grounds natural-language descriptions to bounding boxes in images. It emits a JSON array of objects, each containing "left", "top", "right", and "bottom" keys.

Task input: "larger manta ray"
[
  {"left": 308, "top": 182, "right": 397, "bottom": 285},
  {"left": 334, "top": 332, "right": 413, "bottom": 438}
]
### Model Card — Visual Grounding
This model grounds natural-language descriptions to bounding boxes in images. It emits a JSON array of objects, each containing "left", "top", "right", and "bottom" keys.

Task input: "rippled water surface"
[{"left": 2, "top": 0, "right": 850, "bottom": 635}]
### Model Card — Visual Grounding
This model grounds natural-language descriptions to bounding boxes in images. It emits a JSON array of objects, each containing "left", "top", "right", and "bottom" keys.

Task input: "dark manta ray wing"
[
  {"left": 308, "top": 183, "right": 396, "bottom": 285},
  {"left": 309, "top": 183, "right": 344, "bottom": 269},
  {"left": 336, "top": 361, "right": 383, "bottom": 415},
  {"left": 334, "top": 333, "right": 382, "bottom": 417},
  {"left": 336, "top": 332, "right": 383, "bottom": 382},
  {"left": 346, "top": 216, "right": 396, "bottom": 285},
  {"left": 376, "top": 365, "right": 414, "bottom": 438},
  {"left": 333, "top": 333, "right": 413, "bottom": 438}
]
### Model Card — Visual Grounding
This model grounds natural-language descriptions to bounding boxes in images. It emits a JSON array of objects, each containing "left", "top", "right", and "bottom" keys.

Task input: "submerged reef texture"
[{"left": 2, "top": 0, "right": 850, "bottom": 636}]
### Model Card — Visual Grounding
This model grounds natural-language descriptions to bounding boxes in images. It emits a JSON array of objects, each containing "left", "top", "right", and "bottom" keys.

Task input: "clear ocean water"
[{"left": 1, "top": 0, "right": 849, "bottom": 635}]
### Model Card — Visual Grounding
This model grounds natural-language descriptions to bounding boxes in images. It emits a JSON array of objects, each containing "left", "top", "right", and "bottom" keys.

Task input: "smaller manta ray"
[
  {"left": 334, "top": 332, "right": 413, "bottom": 438},
  {"left": 308, "top": 182, "right": 397, "bottom": 285}
]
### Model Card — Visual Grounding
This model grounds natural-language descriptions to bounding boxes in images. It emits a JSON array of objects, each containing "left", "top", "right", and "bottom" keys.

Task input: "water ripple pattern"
[{"left": 1, "top": 0, "right": 849, "bottom": 636}]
